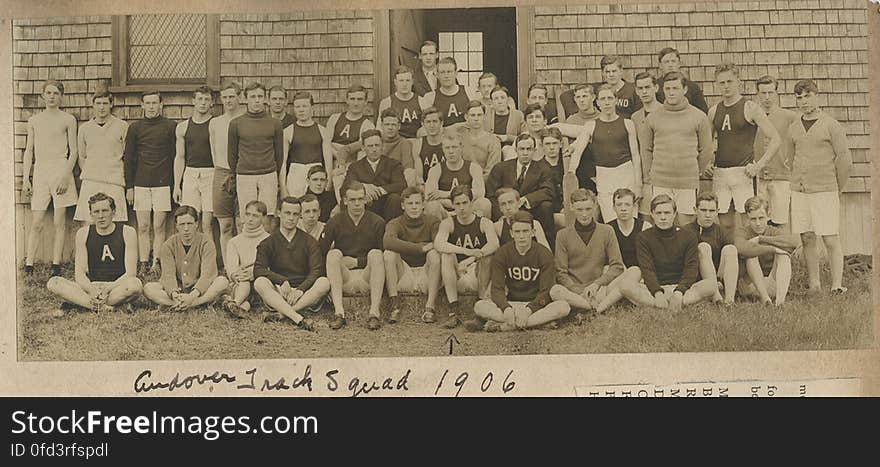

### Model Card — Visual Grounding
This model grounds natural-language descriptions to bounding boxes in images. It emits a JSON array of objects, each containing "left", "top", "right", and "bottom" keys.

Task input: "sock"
[
  {"left": 448, "top": 301, "right": 459, "bottom": 317},
  {"left": 388, "top": 294, "right": 399, "bottom": 310}
]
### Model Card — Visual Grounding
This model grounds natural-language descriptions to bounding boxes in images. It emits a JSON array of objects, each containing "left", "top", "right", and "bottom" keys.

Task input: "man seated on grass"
[
  {"left": 684, "top": 192, "right": 738, "bottom": 304},
  {"left": 734, "top": 196, "right": 799, "bottom": 306},
  {"left": 434, "top": 185, "right": 500, "bottom": 329},
  {"left": 253, "top": 197, "right": 329, "bottom": 331},
  {"left": 144, "top": 206, "right": 229, "bottom": 311},
  {"left": 383, "top": 186, "right": 442, "bottom": 324},
  {"left": 222, "top": 200, "right": 270, "bottom": 318},
  {"left": 618, "top": 194, "right": 717, "bottom": 310},
  {"left": 297, "top": 193, "right": 325, "bottom": 241},
  {"left": 494, "top": 188, "right": 550, "bottom": 249},
  {"left": 549, "top": 189, "right": 635, "bottom": 314},
  {"left": 47, "top": 192, "right": 141, "bottom": 315},
  {"left": 320, "top": 180, "right": 387, "bottom": 331},
  {"left": 607, "top": 188, "right": 651, "bottom": 270},
  {"left": 475, "top": 211, "right": 570, "bottom": 331}
]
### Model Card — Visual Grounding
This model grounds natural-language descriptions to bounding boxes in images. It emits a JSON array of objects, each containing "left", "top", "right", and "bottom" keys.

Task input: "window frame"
[{"left": 110, "top": 14, "right": 220, "bottom": 93}]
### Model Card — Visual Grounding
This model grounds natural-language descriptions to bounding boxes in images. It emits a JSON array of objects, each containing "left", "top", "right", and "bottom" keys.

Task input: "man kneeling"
[
  {"left": 47, "top": 192, "right": 141, "bottom": 314},
  {"left": 253, "top": 196, "right": 328, "bottom": 330},
  {"left": 474, "top": 211, "right": 570, "bottom": 331},
  {"left": 734, "top": 196, "right": 798, "bottom": 306},
  {"left": 549, "top": 189, "right": 635, "bottom": 314},
  {"left": 618, "top": 194, "right": 716, "bottom": 310},
  {"left": 144, "top": 206, "right": 229, "bottom": 310}
]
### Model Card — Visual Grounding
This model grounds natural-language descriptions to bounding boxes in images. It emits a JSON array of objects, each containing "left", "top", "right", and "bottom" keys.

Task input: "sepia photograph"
[{"left": 10, "top": 0, "right": 874, "bottom": 364}]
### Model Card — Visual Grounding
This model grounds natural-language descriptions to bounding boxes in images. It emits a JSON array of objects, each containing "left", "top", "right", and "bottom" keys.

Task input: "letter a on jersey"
[
  {"left": 721, "top": 114, "right": 732, "bottom": 132},
  {"left": 402, "top": 108, "right": 415, "bottom": 124},
  {"left": 101, "top": 244, "right": 115, "bottom": 262},
  {"left": 339, "top": 124, "right": 351, "bottom": 140},
  {"left": 447, "top": 104, "right": 460, "bottom": 119}
]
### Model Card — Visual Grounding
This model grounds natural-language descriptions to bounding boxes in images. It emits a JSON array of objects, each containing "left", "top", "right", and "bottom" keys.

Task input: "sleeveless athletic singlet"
[
  {"left": 288, "top": 122, "right": 324, "bottom": 167},
  {"left": 713, "top": 98, "right": 757, "bottom": 168},
  {"left": 438, "top": 160, "right": 474, "bottom": 192},
  {"left": 418, "top": 137, "right": 446, "bottom": 181},
  {"left": 390, "top": 94, "right": 423, "bottom": 138},
  {"left": 86, "top": 223, "right": 126, "bottom": 282},
  {"left": 449, "top": 214, "right": 487, "bottom": 263},
  {"left": 184, "top": 117, "right": 214, "bottom": 168},
  {"left": 433, "top": 86, "right": 470, "bottom": 127},
  {"left": 590, "top": 116, "right": 632, "bottom": 168},
  {"left": 332, "top": 114, "right": 368, "bottom": 145}
]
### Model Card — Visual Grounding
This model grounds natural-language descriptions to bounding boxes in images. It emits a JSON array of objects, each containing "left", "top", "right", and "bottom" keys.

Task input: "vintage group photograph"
[{"left": 12, "top": 0, "right": 874, "bottom": 361}]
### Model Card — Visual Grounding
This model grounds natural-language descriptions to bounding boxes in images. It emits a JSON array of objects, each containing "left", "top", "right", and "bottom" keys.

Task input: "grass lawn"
[{"left": 17, "top": 257, "right": 874, "bottom": 361}]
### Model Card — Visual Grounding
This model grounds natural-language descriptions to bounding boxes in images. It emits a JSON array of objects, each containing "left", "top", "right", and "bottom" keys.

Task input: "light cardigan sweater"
[
  {"left": 639, "top": 99, "right": 713, "bottom": 189},
  {"left": 159, "top": 232, "right": 218, "bottom": 294},
  {"left": 786, "top": 111, "right": 852, "bottom": 193},
  {"left": 225, "top": 227, "right": 270, "bottom": 276},
  {"left": 483, "top": 107, "right": 525, "bottom": 140},
  {"left": 554, "top": 222, "right": 624, "bottom": 293},
  {"left": 78, "top": 115, "right": 128, "bottom": 186}
]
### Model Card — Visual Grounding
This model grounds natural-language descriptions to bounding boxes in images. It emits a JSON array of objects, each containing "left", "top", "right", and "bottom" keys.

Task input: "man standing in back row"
[
  {"left": 173, "top": 86, "right": 215, "bottom": 237},
  {"left": 209, "top": 81, "right": 246, "bottom": 262},
  {"left": 420, "top": 57, "right": 480, "bottom": 127},
  {"left": 753, "top": 75, "right": 799, "bottom": 229}
]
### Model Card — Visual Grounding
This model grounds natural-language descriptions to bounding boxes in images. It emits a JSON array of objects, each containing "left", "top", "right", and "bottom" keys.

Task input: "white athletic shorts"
[
  {"left": 134, "top": 186, "right": 171, "bottom": 212},
  {"left": 237, "top": 172, "right": 278, "bottom": 216},
  {"left": 397, "top": 264, "right": 428, "bottom": 294},
  {"left": 713, "top": 166, "right": 754, "bottom": 214},
  {"left": 341, "top": 267, "right": 370, "bottom": 295},
  {"left": 181, "top": 167, "right": 214, "bottom": 213},
  {"left": 286, "top": 162, "right": 322, "bottom": 198},
  {"left": 650, "top": 185, "right": 696, "bottom": 215},
  {"left": 756, "top": 179, "right": 791, "bottom": 225},
  {"left": 454, "top": 258, "right": 480, "bottom": 293},
  {"left": 74, "top": 180, "right": 128, "bottom": 222},
  {"left": 30, "top": 159, "right": 78, "bottom": 210},
  {"left": 790, "top": 190, "right": 839, "bottom": 236},
  {"left": 596, "top": 160, "right": 636, "bottom": 223}
]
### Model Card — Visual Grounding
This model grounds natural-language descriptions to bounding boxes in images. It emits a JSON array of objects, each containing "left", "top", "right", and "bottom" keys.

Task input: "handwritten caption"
[{"left": 134, "top": 366, "right": 517, "bottom": 397}]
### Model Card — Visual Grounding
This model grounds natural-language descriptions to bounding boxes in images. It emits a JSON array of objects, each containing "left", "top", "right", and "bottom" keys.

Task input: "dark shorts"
[
  {"left": 212, "top": 167, "right": 237, "bottom": 218},
  {"left": 401, "top": 253, "right": 426, "bottom": 269}
]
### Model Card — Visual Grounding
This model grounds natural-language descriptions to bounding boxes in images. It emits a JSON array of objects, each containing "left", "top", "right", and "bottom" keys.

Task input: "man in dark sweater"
[
  {"left": 342, "top": 129, "right": 406, "bottom": 221},
  {"left": 253, "top": 197, "right": 327, "bottom": 331},
  {"left": 619, "top": 194, "right": 717, "bottom": 310},
  {"left": 383, "top": 186, "right": 442, "bottom": 325},
  {"left": 228, "top": 82, "right": 283, "bottom": 227},
  {"left": 124, "top": 90, "right": 178, "bottom": 274},
  {"left": 474, "top": 211, "right": 570, "bottom": 331},
  {"left": 304, "top": 165, "right": 337, "bottom": 222},
  {"left": 320, "top": 180, "right": 387, "bottom": 330},
  {"left": 684, "top": 192, "right": 739, "bottom": 304}
]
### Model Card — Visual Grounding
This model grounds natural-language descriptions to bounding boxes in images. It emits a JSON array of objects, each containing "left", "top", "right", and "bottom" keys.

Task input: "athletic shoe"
[
  {"left": 367, "top": 316, "right": 381, "bottom": 331},
  {"left": 305, "top": 296, "right": 327, "bottom": 314},
  {"left": 223, "top": 296, "right": 245, "bottom": 320},
  {"left": 23, "top": 264, "right": 34, "bottom": 275},
  {"left": 50, "top": 264, "right": 61, "bottom": 277},
  {"left": 121, "top": 303, "right": 136, "bottom": 315},
  {"left": 262, "top": 312, "right": 284, "bottom": 323},
  {"left": 442, "top": 313, "right": 460, "bottom": 329},
  {"left": 329, "top": 315, "right": 346, "bottom": 330},
  {"left": 484, "top": 321, "right": 516, "bottom": 332},
  {"left": 463, "top": 318, "right": 484, "bottom": 332},
  {"left": 831, "top": 286, "right": 848, "bottom": 295},
  {"left": 298, "top": 318, "right": 317, "bottom": 332},
  {"left": 388, "top": 308, "right": 401, "bottom": 324},
  {"left": 421, "top": 309, "right": 436, "bottom": 323}
]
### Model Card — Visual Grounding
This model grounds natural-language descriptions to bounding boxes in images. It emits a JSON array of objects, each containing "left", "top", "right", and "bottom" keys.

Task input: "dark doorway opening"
[{"left": 389, "top": 7, "right": 518, "bottom": 105}]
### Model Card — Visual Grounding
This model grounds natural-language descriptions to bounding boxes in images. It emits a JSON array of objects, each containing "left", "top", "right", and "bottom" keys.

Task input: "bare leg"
[
  {"left": 326, "top": 249, "right": 346, "bottom": 317},
  {"left": 143, "top": 282, "right": 176, "bottom": 306},
  {"left": 682, "top": 278, "right": 717, "bottom": 306},
  {"left": 201, "top": 212, "right": 215, "bottom": 239},
  {"left": 440, "top": 253, "right": 459, "bottom": 304},
  {"left": 719, "top": 244, "right": 739, "bottom": 304},
  {"left": 772, "top": 253, "right": 792, "bottom": 305},
  {"left": 524, "top": 301, "right": 571, "bottom": 328},
  {"left": 232, "top": 280, "right": 251, "bottom": 307},
  {"left": 217, "top": 217, "right": 236, "bottom": 262},
  {"left": 253, "top": 276, "right": 304, "bottom": 323},
  {"left": 383, "top": 251, "right": 402, "bottom": 300},
  {"left": 800, "top": 232, "right": 821, "bottom": 291},
  {"left": 366, "top": 249, "right": 385, "bottom": 318},
  {"left": 474, "top": 299, "right": 506, "bottom": 322},
  {"left": 425, "top": 250, "right": 441, "bottom": 309},
  {"left": 191, "top": 276, "right": 230, "bottom": 306},
  {"left": 596, "top": 266, "right": 641, "bottom": 312},
  {"left": 46, "top": 276, "right": 92, "bottom": 308},
  {"left": 697, "top": 242, "right": 723, "bottom": 303},
  {"left": 619, "top": 280, "right": 655, "bottom": 307},
  {"left": 822, "top": 234, "right": 844, "bottom": 290},
  {"left": 25, "top": 210, "right": 47, "bottom": 265},
  {"left": 152, "top": 211, "right": 167, "bottom": 266},
  {"left": 105, "top": 277, "right": 143, "bottom": 305},
  {"left": 476, "top": 255, "right": 491, "bottom": 300},
  {"left": 135, "top": 210, "right": 152, "bottom": 262},
  {"left": 52, "top": 206, "right": 68, "bottom": 265},
  {"left": 549, "top": 284, "right": 592, "bottom": 310},
  {"left": 290, "top": 277, "right": 331, "bottom": 313}
]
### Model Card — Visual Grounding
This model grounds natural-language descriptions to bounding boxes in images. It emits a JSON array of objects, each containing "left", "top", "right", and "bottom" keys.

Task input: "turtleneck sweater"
[
  {"left": 382, "top": 134, "right": 414, "bottom": 171},
  {"left": 638, "top": 99, "right": 713, "bottom": 189},
  {"left": 636, "top": 224, "right": 700, "bottom": 294},
  {"left": 383, "top": 213, "right": 440, "bottom": 267},
  {"left": 225, "top": 226, "right": 271, "bottom": 275},
  {"left": 227, "top": 109, "right": 284, "bottom": 175},
  {"left": 124, "top": 114, "right": 177, "bottom": 188}
]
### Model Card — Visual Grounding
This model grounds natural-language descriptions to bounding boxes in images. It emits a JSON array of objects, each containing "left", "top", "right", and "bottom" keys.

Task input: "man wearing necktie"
[
  {"left": 341, "top": 129, "right": 406, "bottom": 221},
  {"left": 486, "top": 133, "right": 558, "bottom": 249}
]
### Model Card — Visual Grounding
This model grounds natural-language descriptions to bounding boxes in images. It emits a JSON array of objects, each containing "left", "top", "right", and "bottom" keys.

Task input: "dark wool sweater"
[
  {"left": 123, "top": 115, "right": 177, "bottom": 188},
  {"left": 491, "top": 241, "right": 556, "bottom": 312},
  {"left": 253, "top": 228, "right": 323, "bottom": 291},
  {"left": 319, "top": 211, "right": 386, "bottom": 269},
  {"left": 227, "top": 110, "right": 284, "bottom": 175},
  {"left": 636, "top": 225, "right": 700, "bottom": 295},
  {"left": 383, "top": 214, "right": 440, "bottom": 268}
]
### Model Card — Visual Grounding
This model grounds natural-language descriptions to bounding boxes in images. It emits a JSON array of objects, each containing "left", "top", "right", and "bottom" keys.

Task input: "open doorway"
[{"left": 389, "top": 7, "right": 518, "bottom": 105}]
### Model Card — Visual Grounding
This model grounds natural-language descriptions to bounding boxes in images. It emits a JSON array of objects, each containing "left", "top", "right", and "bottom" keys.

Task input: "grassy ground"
[{"left": 17, "top": 256, "right": 874, "bottom": 361}]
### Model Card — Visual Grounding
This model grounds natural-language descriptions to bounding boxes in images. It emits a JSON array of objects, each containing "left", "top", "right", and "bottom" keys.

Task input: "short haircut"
[
  {"left": 540, "top": 127, "right": 563, "bottom": 142},
  {"left": 220, "top": 81, "right": 242, "bottom": 94},
  {"left": 401, "top": 185, "right": 424, "bottom": 201},
  {"left": 596, "top": 83, "right": 616, "bottom": 97},
  {"left": 650, "top": 193, "right": 676, "bottom": 212},
  {"left": 419, "top": 40, "right": 437, "bottom": 54},
  {"left": 442, "top": 131, "right": 462, "bottom": 145},
  {"left": 245, "top": 200, "right": 268, "bottom": 215},
  {"left": 756, "top": 75, "right": 779, "bottom": 90},
  {"left": 343, "top": 180, "right": 366, "bottom": 198},
  {"left": 450, "top": 184, "right": 473, "bottom": 202},
  {"left": 573, "top": 83, "right": 595, "bottom": 96},
  {"left": 744, "top": 196, "right": 769, "bottom": 214},
  {"left": 42, "top": 80, "right": 64, "bottom": 94},
  {"left": 346, "top": 84, "right": 367, "bottom": 98},
  {"left": 570, "top": 188, "right": 597, "bottom": 205},
  {"left": 268, "top": 85, "right": 287, "bottom": 97},
  {"left": 496, "top": 186, "right": 520, "bottom": 200},
  {"left": 87, "top": 192, "right": 115, "bottom": 211},
  {"left": 514, "top": 132, "right": 537, "bottom": 148},
  {"left": 92, "top": 90, "right": 113, "bottom": 104},
  {"left": 662, "top": 71, "right": 687, "bottom": 88},
  {"left": 438, "top": 56, "right": 457, "bottom": 68},
  {"left": 307, "top": 165, "right": 327, "bottom": 178},
  {"left": 657, "top": 47, "right": 680, "bottom": 61},
  {"left": 292, "top": 91, "right": 314, "bottom": 105},
  {"left": 361, "top": 128, "right": 381, "bottom": 141},
  {"left": 422, "top": 106, "right": 444, "bottom": 122},
  {"left": 380, "top": 108, "right": 400, "bottom": 121},
  {"left": 634, "top": 71, "right": 657, "bottom": 85},
  {"left": 141, "top": 90, "right": 161, "bottom": 101},
  {"left": 465, "top": 100, "right": 485, "bottom": 113},
  {"left": 696, "top": 191, "right": 719, "bottom": 208},
  {"left": 279, "top": 196, "right": 301, "bottom": 211},
  {"left": 244, "top": 82, "right": 266, "bottom": 95},
  {"left": 394, "top": 65, "right": 414, "bottom": 77},
  {"left": 523, "top": 103, "right": 545, "bottom": 119},
  {"left": 527, "top": 83, "right": 548, "bottom": 97},
  {"left": 600, "top": 55, "right": 623, "bottom": 69},
  {"left": 794, "top": 79, "right": 819, "bottom": 95},
  {"left": 478, "top": 72, "right": 498, "bottom": 84},
  {"left": 714, "top": 62, "right": 740, "bottom": 78},
  {"left": 511, "top": 210, "right": 534, "bottom": 226},
  {"left": 612, "top": 188, "right": 636, "bottom": 204},
  {"left": 490, "top": 85, "right": 509, "bottom": 98},
  {"left": 174, "top": 205, "right": 199, "bottom": 222},
  {"left": 300, "top": 193, "right": 319, "bottom": 205},
  {"left": 194, "top": 85, "right": 214, "bottom": 98}
]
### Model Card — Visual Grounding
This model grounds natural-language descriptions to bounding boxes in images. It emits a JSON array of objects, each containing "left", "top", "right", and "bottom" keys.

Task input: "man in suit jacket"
[
  {"left": 412, "top": 41, "right": 439, "bottom": 98},
  {"left": 342, "top": 129, "right": 406, "bottom": 221},
  {"left": 486, "top": 133, "right": 557, "bottom": 249}
]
